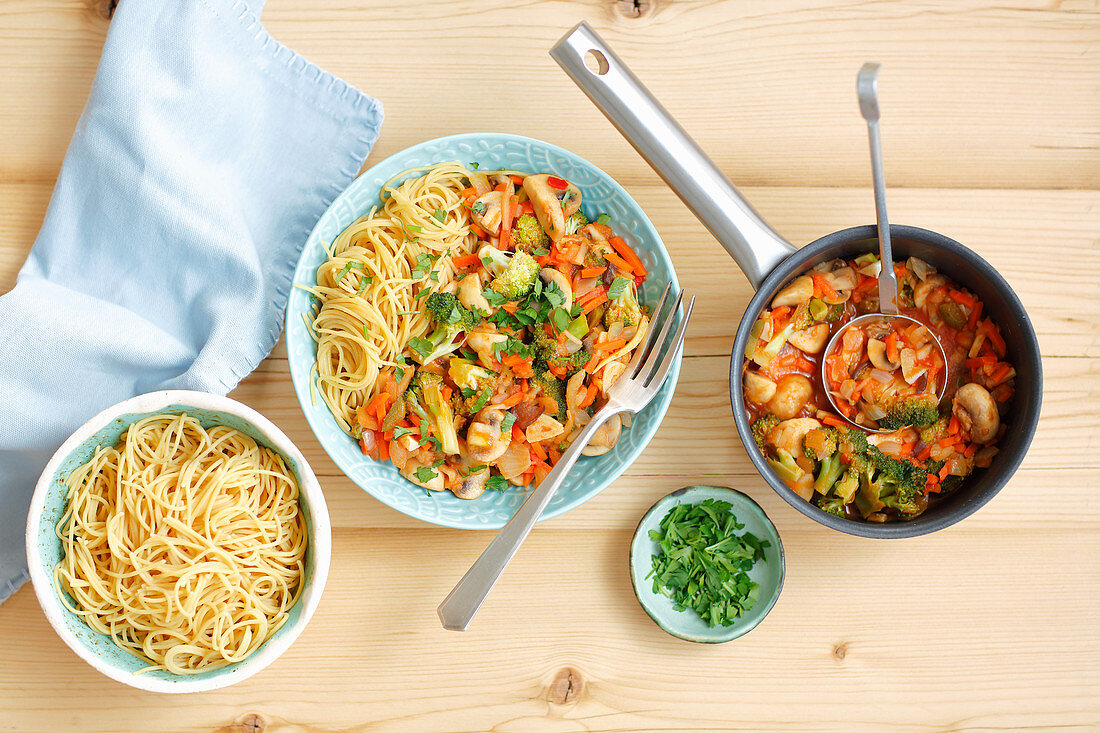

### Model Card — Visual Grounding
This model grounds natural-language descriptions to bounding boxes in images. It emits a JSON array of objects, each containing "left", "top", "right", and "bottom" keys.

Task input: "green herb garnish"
[
  {"left": 408, "top": 337, "right": 433, "bottom": 360},
  {"left": 500, "top": 412, "right": 517, "bottom": 433},
  {"left": 433, "top": 208, "right": 446, "bottom": 223},
  {"left": 485, "top": 475, "right": 509, "bottom": 492},
  {"left": 595, "top": 213, "right": 611, "bottom": 226},
  {"left": 607, "top": 276, "right": 632, "bottom": 301},
  {"left": 646, "top": 499, "right": 770, "bottom": 628},
  {"left": 413, "top": 466, "right": 437, "bottom": 483}
]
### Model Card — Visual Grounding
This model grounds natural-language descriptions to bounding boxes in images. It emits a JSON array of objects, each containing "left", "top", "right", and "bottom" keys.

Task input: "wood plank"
[
  {"left": 1, "top": 1, "right": 1099, "bottom": 190},
  {"left": 1, "top": 526, "right": 1096, "bottom": 731},
  {"left": 5, "top": 182, "right": 1098, "bottom": 357}
]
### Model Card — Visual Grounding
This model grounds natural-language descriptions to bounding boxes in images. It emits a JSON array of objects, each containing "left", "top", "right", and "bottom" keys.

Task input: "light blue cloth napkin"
[{"left": 0, "top": 0, "right": 383, "bottom": 602}]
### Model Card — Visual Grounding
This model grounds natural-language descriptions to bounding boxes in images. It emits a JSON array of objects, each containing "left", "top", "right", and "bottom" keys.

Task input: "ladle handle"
[{"left": 550, "top": 22, "right": 795, "bottom": 289}]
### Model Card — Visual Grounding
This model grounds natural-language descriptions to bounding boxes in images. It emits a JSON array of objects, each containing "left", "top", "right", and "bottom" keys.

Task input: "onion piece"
[
  {"left": 863, "top": 403, "right": 887, "bottom": 421},
  {"left": 870, "top": 369, "right": 894, "bottom": 384}
]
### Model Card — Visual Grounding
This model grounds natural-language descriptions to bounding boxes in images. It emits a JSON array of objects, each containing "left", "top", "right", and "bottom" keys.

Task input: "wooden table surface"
[{"left": 2, "top": 1, "right": 1099, "bottom": 731}]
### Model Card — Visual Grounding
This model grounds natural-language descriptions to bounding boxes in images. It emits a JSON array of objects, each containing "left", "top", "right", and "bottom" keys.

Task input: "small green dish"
[{"left": 629, "top": 485, "right": 785, "bottom": 643}]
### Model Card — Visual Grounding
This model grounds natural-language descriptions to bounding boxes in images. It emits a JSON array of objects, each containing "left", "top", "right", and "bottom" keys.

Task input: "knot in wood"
[
  {"left": 832, "top": 642, "right": 849, "bottom": 661},
  {"left": 86, "top": 0, "right": 117, "bottom": 20},
  {"left": 615, "top": 0, "right": 654, "bottom": 19},
  {"left": 547, "top": 666, "right": 585, "bottom": 705},
  {"left": 217, "top": 713, "right": 266, "bottom": 733}
]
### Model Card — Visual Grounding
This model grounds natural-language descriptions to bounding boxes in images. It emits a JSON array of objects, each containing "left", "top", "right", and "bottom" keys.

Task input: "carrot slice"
[
  {"left": 580, "top": 266, "right": 606, "bottom": 278},
  {"left": 529, "top": 442, "right": 548, "bottom": 461},
  {"left": 451, "top": 253, "right": 481, "bottom": 269},
  {"left": 948, "top": 289, "right": 977, "bottom": 309},
  {"left": 501, "top": 391, "right": 524, "bottom": 408},
  {"left": 603, "top": 251, "right": 634, "bottom": 273},
  {"left": 592, "top": 337, "right": 626, "bottom": 353},
  {"left": 578, "top": 382, "right": 598, "bottom": 409},
  {"left": 607, "top": 236, "right": 647, "bottom": 277}
]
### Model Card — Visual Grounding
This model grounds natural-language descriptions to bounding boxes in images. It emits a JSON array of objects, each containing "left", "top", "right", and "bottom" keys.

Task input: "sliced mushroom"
[
  {"left": 953, "top": 383, "right": 1000, "bottom": 443},
  {"left": 867, "top": 338, "right": 899, "bottom": 371},
  {"left": 899, "top": 348, "right": 925, "bottom": 384},
  {"left": 522, "top": 174, "right": 581, "bottom": 241},
  {"left": 822, "top": 266, "right": 858, "bottom": 292},
  {"left": 401, "top": 458, "right": 445, "bottom": 491},
  {"left": 457, "top": 272, "right": 490, "bottom": 314},
  {"left": 466, "top": 406, "right": 511, "bottom": 463},
  {"left": 466, "top": 323, "right": 507, "bottom": 366},
  {"left": 470, "top": 191, "right": 505, "bottom": 235},
  {"left": 914, "top": 274, "right": 947, "bottom": 309},
  {"left": 743, "top": 370, "right": 778, "bottom": 404},
  {"left": 788, "top": 323, "right": 830, "bottom": 354},
  {"left": 771, "top": 275, "right": 814, "bottom": 308},
  {"left": 540, "top": 267, "right": 573, "bottom": 310},
  {"left": 582, "top": 414, "right": 622, "bottom": 456},
  {"left": 453, "top": 455, "right": 489, "bottom": 499}
]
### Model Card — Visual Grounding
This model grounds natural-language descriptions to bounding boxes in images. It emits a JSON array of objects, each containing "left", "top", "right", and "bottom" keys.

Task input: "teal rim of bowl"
[
  {"left": 29, "top": 399, "right": 324, "bottom": 689},
  {"left": 286, "top": 132, "right": 682, "bottom": 530},
  {"left": 629, "top": 486, "right": 785, "bottom": 643}
]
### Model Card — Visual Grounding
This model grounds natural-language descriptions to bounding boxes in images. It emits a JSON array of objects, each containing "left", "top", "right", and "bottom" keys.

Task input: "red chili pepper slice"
[{"left": 547, "top": 175, "right": 569, "bottom": 190}]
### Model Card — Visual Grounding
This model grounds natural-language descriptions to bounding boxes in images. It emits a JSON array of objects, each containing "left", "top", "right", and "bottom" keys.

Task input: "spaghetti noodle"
[
  {"left": 54, "top": 413, "right": 307, "bottom": 675},
  {"left": 307, "top": 162, "right": 478, "bottom": 432}
]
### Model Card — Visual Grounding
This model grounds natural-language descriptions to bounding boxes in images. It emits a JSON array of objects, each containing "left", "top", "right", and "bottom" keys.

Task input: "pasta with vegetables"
[{"left": 307, "top": 163, "right": 652, "bottom": 498}]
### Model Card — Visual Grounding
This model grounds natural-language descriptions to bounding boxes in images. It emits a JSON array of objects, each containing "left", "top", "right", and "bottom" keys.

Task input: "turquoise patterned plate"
[{"left": 286, "top": 133, "right": 681, "bottom": 529}]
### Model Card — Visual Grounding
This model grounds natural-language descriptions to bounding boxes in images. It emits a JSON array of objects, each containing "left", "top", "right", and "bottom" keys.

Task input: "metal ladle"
[{"left": 821, "top": 63, "right": 947, "bottom": 433}]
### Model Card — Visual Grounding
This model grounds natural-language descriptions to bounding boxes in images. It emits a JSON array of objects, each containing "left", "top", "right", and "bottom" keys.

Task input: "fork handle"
[{"left": 437, "top": 409, "right": 615, "bottom": 631}]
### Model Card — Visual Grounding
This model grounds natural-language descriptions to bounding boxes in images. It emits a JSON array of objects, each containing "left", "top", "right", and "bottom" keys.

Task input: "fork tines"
[{"left": 624, "top": 282, "right": 695, "bottom": 394}]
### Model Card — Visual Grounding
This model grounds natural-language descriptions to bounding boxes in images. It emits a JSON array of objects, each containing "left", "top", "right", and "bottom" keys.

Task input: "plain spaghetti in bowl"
[{"left": 25, "top": 391, "right": 331, "bottom": 693}]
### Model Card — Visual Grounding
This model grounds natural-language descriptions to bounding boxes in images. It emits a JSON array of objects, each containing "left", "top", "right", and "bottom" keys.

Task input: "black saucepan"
[{"left": 551, "top": 23, "right": 1041, "bottom": 538}]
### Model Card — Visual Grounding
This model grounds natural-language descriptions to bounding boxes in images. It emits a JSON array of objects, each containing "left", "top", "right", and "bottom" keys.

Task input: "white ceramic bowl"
[{"left": 24, "top": 390, "right": 332, "bottom": 693}]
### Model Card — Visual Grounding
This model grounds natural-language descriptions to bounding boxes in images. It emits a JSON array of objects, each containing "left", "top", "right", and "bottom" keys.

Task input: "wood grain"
[{"left": 1, "top": 0, "right": 1098, "bottom": 731}]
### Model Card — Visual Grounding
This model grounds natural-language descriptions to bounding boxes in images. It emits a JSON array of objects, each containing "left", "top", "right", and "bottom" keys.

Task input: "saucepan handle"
[{"left": 550, "top": 22, "right": 796, "bottom": 289}]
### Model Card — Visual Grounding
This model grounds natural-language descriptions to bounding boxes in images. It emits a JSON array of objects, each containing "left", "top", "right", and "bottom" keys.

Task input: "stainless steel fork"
[{"left": 438, "top": 283, "right": 695, "bottom": 630}]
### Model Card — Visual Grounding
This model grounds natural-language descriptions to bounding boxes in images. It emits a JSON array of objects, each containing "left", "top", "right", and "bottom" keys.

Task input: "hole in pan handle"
[{"left": 550, "top": 21, "right": 796, "bottom": 289}]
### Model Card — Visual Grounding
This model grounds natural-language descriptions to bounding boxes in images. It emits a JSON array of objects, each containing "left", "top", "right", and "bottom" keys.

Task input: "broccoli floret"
[
  {"left": 480, "top": 247, "right": 539, "bottom": 300},
  {"left": 532, "top": 368, "right": 567, "bottom": 422},
  {"left": 407, "top": 370, "right": 459, "bottom": 455},
  {"left": 866, "top": 445, "right": 929, "bottom": 496},
  {"left": 813, "top": 452, "right": 845, "bottom": 496},
  {"left": 831, "top": 455, "right": 870, "bottom": 503},
  {"left": 512, "top": 214, "right": 548, "bottom": 252},
  {"left": 766, "top": 448, "right": 805, "bottom": 483},
  {"left": 803, "top": 427, "right": 838, "bottom": 461},
  {"left": 919, "top": 417, "right": 950, "bottom": 445},
  {"left": 879, "top": 393, "right": 940, "bottom": 431},
  {"left": 532, "top": 330, "right": 591, "bottom": 376},
  {"left": 564, "top": 210, "right": 589, "bottom": 236},
  {"left": 880, "top": 481, "right": 927, "bottom": 516},
  {"left": 751, "top": 414, "right": 781, "bottom": 449},
  {"left": 837, "top": 427, "right": 870, "bottom": 456},
  {"left": 447, "top": 358, "right": 495, "bottom": 416},
  {"left": 604, "top": 278, "right": 642, "bottom": 329},
  {"left": 815, "top": 495, "right": 848, "bottom": 518},
  {"left": 414, "top": 293, "right": 480, "bottom": 364}
]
